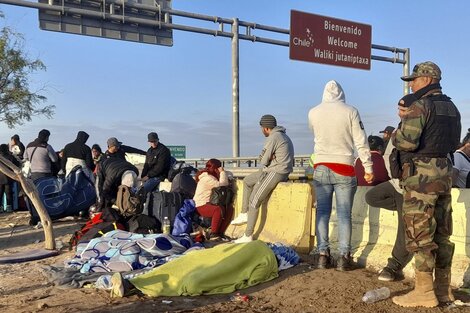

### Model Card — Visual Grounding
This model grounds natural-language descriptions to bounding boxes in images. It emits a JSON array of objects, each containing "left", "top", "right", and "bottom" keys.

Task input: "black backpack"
[
  {"left": 167, "top": 162, "right": 196, "bottom": 182},
  {"left": 127, "top": 214, "right": 161, "bottom": 234},
  {"left": 209, "top": 186, "right": 235, "bottom": 208},
  {"left": 170, "top": 171, "right": 197, "bottom": 199}
]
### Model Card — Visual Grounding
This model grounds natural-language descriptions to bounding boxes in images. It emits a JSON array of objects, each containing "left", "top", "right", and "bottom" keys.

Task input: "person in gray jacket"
[
  {"left": 24, "top": 129, "right": 59, "bottom": 182},
  {"left": 232, "top": 114, "right": 294, "bottom": 243}
]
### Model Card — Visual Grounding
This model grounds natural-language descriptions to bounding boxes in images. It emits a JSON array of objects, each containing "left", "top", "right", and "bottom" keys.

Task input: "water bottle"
[
  {"left": 362, "top": 287, "right": 390, "bottom": 303},
  {"left": 162, "top": 216, "right": 171, "bottom": 234}
]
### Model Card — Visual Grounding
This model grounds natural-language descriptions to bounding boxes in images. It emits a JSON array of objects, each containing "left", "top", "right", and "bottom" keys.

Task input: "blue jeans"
[
  {"left": 313, "top": 165, "right": 357, "bottom": 256},
  {"left": 143, "top": 177, "right": 160, "bottom": 194}
]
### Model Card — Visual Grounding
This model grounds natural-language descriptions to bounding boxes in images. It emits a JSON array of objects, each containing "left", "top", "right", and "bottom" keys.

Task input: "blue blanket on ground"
[{"left": 65, "top": 230, "right": 193, "bottom": 273}]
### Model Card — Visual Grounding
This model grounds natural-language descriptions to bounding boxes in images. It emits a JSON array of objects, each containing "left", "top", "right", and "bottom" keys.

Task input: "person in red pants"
[{"left": 193, "top": 159, "right": 233, "bottom": 241}]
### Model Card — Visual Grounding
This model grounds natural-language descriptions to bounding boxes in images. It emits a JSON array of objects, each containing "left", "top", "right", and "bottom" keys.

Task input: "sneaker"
[
  {"left": 336, "top": 254, "right": 354, "bottom": 271},
  {"left": 231, "top": 213, "right": 248, "bottom": 225},
  {"left": 110, "top": 273, "right": 125, "bottom": 298},
  {"left": 378, "top": 267, "right": 403, "bottom": 282},
  {"left": 233, "top": 234, "right": 253, "bottom": 243},
  {"left": 317, "top": 253, "right": 333, "bottom": 269}
]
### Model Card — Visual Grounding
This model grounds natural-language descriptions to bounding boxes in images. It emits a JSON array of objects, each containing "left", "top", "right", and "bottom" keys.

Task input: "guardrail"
[{"left": 181, "top": 154, "right": 312, "bottom": 168}]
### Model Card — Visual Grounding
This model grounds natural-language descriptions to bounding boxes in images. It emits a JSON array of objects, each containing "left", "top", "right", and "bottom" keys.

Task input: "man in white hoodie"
[
  {"left": 232, "top": 114, "right": 295, "bottom": 243},
  {"left": 308, "top": 80, "right": 374, "bottom": 271}
]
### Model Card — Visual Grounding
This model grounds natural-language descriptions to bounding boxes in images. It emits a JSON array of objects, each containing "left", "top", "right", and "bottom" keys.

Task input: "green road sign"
[{"left": 168, "top": 145, "right": 186, "bottom": 159}]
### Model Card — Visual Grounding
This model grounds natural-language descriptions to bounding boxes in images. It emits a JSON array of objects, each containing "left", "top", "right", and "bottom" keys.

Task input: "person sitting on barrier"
[
  {"left": 365, "top": 139, "right": 413, "bottom": 281},
  {"left": 354, "top": 135, "right": 389, "bottom": 186},
  {"left": 96, "top": 157, "right": 139, "bottom": 210},
  {"left": 193, "top": 158, "right": 233, "bottom": 241},
  {"left": 24, "top": 129, "right": 60, "bottom": 182},
  {"left": 366, "top": 95, "right": 424, "bottom": 281},
  {"left": 231, "top": 114, "right": 294, "bottom": 243},
  {"left": 141, "top": 132, "right": 172, "bottom": 194},
  {"left": 0, "top": 144, "right": 20, "bottom": 212},
  {"left": 452, "top": 128, "right": 470, "bottom": 188}
]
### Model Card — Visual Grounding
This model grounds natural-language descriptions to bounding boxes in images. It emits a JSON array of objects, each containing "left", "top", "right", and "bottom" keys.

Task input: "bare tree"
[{"left": 0, "top": 13, "right": 54, "bottom": 128}]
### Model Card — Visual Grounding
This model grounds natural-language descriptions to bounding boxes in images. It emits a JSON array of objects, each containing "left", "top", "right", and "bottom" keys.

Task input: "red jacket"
[{"left": 354, "top": 151, "right": 390, "bottom": 186}]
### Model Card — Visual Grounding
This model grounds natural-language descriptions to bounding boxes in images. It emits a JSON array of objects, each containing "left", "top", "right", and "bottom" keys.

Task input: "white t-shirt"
[{"left": 453, "top": 150, "right": 470, "bottom": 188}]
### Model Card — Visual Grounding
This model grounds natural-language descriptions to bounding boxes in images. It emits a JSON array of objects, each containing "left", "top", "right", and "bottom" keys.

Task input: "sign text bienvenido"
[{"left": 290, "top": 10, "right": 372, "bottom": 70}]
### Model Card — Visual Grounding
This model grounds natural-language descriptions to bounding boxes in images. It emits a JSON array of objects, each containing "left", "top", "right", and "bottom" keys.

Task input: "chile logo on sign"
[{"left": 290, "top": 10, "right": 372, "bottom": 70}]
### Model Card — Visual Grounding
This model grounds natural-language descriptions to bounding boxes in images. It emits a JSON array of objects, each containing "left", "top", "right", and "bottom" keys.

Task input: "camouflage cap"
[{"left": 401, "top": 61, "right": 441, "bottom": 81}]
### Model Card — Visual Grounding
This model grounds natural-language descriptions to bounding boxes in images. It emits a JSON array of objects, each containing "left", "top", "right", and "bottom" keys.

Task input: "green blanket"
[{"left": 130, "top": 240, "right": 279, "bottom": 297}]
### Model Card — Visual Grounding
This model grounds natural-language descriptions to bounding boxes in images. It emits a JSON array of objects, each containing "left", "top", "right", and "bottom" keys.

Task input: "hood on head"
[
  {"left": 76, "top": 131, "right": 89, "bottom": 144},
  {"left": 322, "top": 80, "right": 346, "bottom": 103}
]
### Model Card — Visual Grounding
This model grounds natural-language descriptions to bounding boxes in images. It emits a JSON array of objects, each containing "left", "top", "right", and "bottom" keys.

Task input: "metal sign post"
[{"left": 0, "top": 0, "right": 410, "bottom": 157}]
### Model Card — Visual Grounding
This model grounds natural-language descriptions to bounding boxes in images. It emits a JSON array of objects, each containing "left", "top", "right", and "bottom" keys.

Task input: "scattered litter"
[
  {"left": 8, "top": 223, "right": 15, "bottom": 228},
  {"left": 230, "top": 292, "right": 250, "bottom": 302},
  {"left": 447, "top": 300, "right": 470, "bottom": 309},
  {"left": 162, "top": 300, "right": 173, "bottom": 304},
  {"left": 34, "top": 239, "right": 41, "bottom": 244},
  {"left": 55, "top": 240, "right": 64, "bottom": 250},
  {"left": 34, "top": 222, "right": 43, "bottom": 229}
]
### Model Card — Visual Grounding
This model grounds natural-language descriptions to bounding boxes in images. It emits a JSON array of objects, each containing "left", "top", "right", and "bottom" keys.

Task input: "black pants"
[{"left": 365, "top": 181, "right": 413, "bottom": 271}]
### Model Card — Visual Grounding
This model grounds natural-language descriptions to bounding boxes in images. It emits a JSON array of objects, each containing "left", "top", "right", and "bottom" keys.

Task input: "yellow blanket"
[{"left": 130, "top": 240, "right": 279, "bottom": 297}]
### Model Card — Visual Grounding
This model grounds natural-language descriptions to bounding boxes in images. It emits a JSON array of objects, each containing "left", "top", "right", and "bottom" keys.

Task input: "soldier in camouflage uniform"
[{"left": 391, "top": 62, "right": 461, "bottom": 308}]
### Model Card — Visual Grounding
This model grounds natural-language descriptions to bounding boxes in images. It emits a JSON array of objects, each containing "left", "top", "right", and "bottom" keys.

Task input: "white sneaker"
[
  {"left": 233, "top": 234, "right": 253, "bottom": 244},
  {"left": 230, "top": 213, "right": 248, "bottom": 225}
]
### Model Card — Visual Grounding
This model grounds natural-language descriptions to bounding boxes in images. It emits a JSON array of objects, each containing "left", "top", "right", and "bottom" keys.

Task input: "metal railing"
[{"left": 180, "top": 154, "right": 311, "bottom": 168}]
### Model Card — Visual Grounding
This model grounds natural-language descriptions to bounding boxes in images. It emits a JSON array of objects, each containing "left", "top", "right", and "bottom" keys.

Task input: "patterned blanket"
[{"left": 66, "top": 230, "right": 193, "bottom": 273}]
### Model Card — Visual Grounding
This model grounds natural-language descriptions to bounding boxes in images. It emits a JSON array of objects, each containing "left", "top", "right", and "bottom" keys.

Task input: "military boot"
[
  {"left": 434, "top": 268, "right": 455, "bottom": 303},
  {"left": 392, "top": 270, "right": 438, "bottom": 308}
]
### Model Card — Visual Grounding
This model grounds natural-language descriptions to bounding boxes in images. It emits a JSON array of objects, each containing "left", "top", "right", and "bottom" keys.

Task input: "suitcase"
[{"left": 142, "top": 191, "right": 185, "bottom": 226}]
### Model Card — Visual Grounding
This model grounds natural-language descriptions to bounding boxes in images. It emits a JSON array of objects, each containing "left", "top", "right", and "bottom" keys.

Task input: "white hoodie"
[{"left": 308, "top": 80, "right": 373, "bottom": 173}]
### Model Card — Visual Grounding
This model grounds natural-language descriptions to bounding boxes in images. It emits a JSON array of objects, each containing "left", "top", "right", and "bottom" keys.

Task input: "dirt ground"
[{"left": 1, "top": 211, "right": 469, "bottom": 313}]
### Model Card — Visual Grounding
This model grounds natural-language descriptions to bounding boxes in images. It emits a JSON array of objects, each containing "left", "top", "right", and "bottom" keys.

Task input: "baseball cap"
[
  {"left": 379, "top": 126, "right": 395, "bottom": 134},
  {"left": 401, "top": 61, "right": 441, "bottom": 81},
  {"left": 148, "top": 132, "right": 159, "bottom": 142},
  {"left": 107, "top": 137, "right": 122, "bottom": 148}
]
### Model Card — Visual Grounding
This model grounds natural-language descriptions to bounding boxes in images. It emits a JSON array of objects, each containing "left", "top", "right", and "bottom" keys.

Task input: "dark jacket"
[
  {"left": 0, "top": 147, "right": 20, "bottom": 184},
  {"left": 97, "top": 157, "right": 139, "bottom": 209},
  {"left": 141, "top": 142, "right": 171, "bottom": 180},
  {"left": 104, "top": 144, "right": 146, "bottom": 160},
  {"left": 61, "top": 131, "right": 94, "bottom": 172}
]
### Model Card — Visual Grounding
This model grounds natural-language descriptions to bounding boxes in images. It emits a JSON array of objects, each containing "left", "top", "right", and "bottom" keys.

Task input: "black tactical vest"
[{"left": 412, "top": 94, "right": 461, "bottom": 157}]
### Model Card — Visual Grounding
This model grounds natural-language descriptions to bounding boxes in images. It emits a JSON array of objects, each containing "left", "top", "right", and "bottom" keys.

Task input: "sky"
[{"left": 0, "top": 0, "right": 469, "bottom": 158}]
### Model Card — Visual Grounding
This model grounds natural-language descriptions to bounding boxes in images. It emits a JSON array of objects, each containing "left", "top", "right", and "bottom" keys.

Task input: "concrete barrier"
[
  {"left": 156, "top": 176, "right": 470, "bottom": 286},
  {"left": 225, "top": 180, "right": 315, "bottom": 254},
  {"left": 327, "top": 186, "right": 470, "bottom": 287}
]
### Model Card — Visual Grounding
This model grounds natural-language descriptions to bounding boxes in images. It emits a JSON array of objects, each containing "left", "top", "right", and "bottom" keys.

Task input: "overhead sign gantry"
[{"left": 0, "top": 0, "right": 410, "bottom": 158}]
